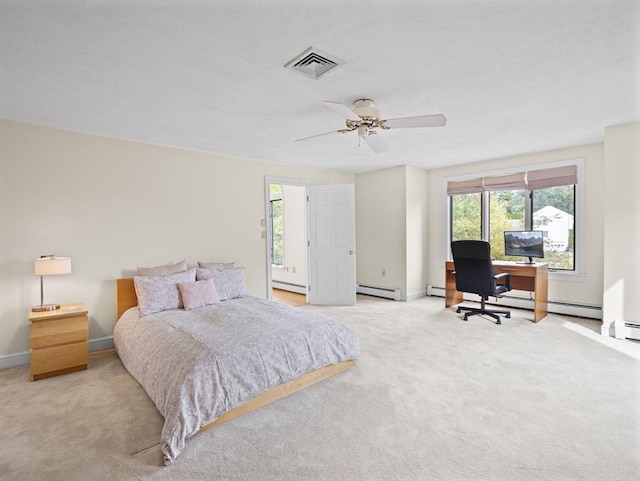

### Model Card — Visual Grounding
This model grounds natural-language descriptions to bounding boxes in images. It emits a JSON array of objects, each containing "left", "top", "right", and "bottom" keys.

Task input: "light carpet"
[{"left": 1, "top": 295, "right": 638, "bottom": 481}]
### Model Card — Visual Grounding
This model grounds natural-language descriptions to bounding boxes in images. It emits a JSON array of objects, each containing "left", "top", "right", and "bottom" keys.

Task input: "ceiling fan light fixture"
[{"left": 296, "top": 98, "right": 446, "bottom": 154}]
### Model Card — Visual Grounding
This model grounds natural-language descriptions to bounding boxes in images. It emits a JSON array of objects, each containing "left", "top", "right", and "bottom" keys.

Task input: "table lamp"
[{"left": 32, "top": 255, "right": 72, "bottom": 312}]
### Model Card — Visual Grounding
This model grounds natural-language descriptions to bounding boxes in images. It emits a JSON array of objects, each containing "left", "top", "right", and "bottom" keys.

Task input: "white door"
[{"left": 307, "top": 184, "right": 356, "bottom": 305}]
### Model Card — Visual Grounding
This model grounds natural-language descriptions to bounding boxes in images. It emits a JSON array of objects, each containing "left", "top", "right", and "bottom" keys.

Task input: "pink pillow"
[{"left": 177, "top": 278, "right": 220, "bottom": 310}]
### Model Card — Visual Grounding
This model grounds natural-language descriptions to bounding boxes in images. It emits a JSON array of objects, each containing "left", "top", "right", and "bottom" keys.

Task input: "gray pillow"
[
  {"left": 137, "top": 260, "right": 187, "bottom": 276},
  {"left": 134, "top": 268, "right": 196, "bottom": 316},
  {"left": 197, "top": 261, "right": 236, "bottom": 269},
  {"left": 196, "top": 267, "right": 249, "bottom": 301}
]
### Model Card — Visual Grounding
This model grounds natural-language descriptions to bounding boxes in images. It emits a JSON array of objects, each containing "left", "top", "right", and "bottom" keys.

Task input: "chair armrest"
[{"left": 494, "top": 272, "right": 511, "bottom": 291}]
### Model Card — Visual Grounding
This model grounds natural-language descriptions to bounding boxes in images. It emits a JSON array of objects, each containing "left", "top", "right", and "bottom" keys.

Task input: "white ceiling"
[{"left": 1, "top": 1, "right": 638, "bottom": 174}]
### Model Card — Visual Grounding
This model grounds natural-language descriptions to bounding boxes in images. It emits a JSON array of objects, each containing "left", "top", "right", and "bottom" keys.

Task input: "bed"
[{"left": 113, "top": 275, "right": 359, "bottom": 465}]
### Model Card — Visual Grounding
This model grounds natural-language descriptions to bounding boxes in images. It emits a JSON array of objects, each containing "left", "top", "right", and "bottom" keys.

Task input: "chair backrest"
[{"left": 451, "top": 240, "right": 498, "bottom": 297}]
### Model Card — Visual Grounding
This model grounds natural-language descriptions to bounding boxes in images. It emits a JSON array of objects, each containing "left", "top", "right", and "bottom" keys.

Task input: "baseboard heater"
[
  {"left": 272, "top": 281, "right": 306, "bottom": 295},
  {"left": 623, "top": 323, "right": 640, "bottom": 340},
  {"left": 426, "top": 285, "right": 602, "bottom": 320},
  {"left": 357, "top": 283, "right": 402, "bottom": 301}
]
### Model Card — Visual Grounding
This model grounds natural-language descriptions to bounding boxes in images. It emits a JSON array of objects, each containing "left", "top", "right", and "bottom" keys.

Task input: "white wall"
[
  {"left": 355, "top": 165, "right": 429, "bottom": 300},
  {"left": 405, "top": 166, "right": 429, "bottom": 299},
  {"left": 355, "top": 166, "right": 407, "bottom": 295},
  {"left": 426, "top": 142, "right": 606, "bottom": 307},
  {"left": 0, "top": 120, "right": 354, "bottom": 359},
  {"left": 603, "top": 122, "right": 640, "bottom": 334},
  {"left": 271, "top": 184, "right": 307, "bottom": 288}
]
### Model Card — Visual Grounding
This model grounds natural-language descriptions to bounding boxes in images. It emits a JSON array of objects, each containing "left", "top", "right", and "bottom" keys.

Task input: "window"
[
  {"left": 489, "top": 190, "right": 526, "bottom": 262},
  {"left": 532, "top": 185, "right": 575, "bottom": 269},
  {"left": 270, "top": 184, "right": 283, "bottom": 266},
  {"left": 451, "top": 193, "right": 482, "bottom": 241},
  {"left": 448, "top": 164, "right": 578, "bottom": 271}
]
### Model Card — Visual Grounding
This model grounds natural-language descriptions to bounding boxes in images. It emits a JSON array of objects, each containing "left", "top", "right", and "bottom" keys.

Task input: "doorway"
[
  {"left": 265, "top": 178, "right": 309, "bottom": 304},
  {"left": 264, "top": 178, "right": 357, "bottom": 306}
]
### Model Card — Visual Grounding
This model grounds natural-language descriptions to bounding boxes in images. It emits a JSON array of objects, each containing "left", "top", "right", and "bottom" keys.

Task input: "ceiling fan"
[{"left": 295, "top": 99, "right": 447, "bottom": 153}]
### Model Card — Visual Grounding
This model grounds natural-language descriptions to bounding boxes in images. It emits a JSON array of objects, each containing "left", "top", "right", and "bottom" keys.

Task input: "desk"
[{"left": 445, "top": 261, "right": 549, "bottom": 322}]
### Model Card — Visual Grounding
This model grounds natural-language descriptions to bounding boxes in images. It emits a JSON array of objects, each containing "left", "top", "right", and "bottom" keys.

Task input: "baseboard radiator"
[
  {"left": 272, "top": 281, "right": 307, "bottom": 295},
  {"left": 426, "top": 285, "right": 602, "bottom": 320},
  {"left": 357, "top": 283, "right": 402, "bottom": 301},
  {"left": 623, "top": 323, "right": 640, "bottom": 340}
]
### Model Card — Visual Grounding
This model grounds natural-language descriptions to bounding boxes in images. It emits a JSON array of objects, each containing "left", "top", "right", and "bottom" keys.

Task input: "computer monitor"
[{"left": 504, "top": 230, "right": 544, "bottom": 264}]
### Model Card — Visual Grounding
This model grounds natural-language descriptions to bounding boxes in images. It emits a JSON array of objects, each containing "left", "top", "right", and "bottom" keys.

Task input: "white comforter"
[{"left": 113, "top": 297, "right": 359, "bottom": 464}]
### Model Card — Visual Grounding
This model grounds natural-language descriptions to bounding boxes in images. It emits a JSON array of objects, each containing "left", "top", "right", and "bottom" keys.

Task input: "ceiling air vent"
[{"left": 284, "top": 47, "right": 343, "bottom": 80}]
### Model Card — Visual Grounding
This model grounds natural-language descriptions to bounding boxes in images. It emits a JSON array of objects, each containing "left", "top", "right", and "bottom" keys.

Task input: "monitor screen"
[{"left": 504, "top": 230, "right": 544, "bottom": 263}]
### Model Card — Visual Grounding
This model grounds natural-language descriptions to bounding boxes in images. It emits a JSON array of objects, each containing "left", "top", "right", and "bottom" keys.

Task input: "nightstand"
[{"left": 29, "top": 303, "right": 89, "bottom": 381}]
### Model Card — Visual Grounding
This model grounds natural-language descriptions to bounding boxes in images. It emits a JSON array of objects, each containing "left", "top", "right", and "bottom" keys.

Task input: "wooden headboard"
[{"left": 116, "top": 278, "right": 137, "bottom": 319}]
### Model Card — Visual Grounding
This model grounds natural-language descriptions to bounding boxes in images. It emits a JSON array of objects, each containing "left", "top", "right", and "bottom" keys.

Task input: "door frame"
[{"left": 264, "top": 176, "right": 310, "bottom": 301}]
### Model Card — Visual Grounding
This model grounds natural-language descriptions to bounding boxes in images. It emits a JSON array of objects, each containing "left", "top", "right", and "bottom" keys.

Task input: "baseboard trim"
[
  {"left": 90, "top": 336, "right": 115, "bottom": 352},
  {"left": 406, "top": 290, "right": 427, "bottom": 302},
  {"left": 0, "top": 350, "right": 30, "bottom": 370},
  {"left": 0, "top": 336, "right": 115, "bottom": 370}
]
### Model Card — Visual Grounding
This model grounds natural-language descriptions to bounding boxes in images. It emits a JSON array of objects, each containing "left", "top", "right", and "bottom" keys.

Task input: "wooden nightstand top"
[{"left": 29, "top": 303, "right": 87, "bottom": 322}]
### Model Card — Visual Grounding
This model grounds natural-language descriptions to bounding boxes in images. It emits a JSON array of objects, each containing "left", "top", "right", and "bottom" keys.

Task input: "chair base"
[{"left": 456, "top": 297, "right": 510, "bottom": 324}]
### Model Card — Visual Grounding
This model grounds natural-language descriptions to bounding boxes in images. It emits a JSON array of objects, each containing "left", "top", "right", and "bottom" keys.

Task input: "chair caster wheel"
[
  {"left": 496, "top": 319, "right": 502, "bottom": 325},
  {"left": 456, "top": 308, "right": 461, "bottom": 313},
  {"left": 506, "top": 313, "right": 511, "bottom": 318}
]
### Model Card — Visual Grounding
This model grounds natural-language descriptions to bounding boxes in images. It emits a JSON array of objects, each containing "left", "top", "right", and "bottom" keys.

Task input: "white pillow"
[
  {"left": 134, "top": 269, "right": 196, "bottom": 316},
  {"left": 197, "top": 261, "right": 236, "bottom": 269},
  {"left": 178, "top": 279, "right": 221, "bottom": 310},
  {"left": 137, "top": 260, "right": 187, "bottom": 276},
  {"left": 196, "top": 267, "right": 249, "bottom": 301}
]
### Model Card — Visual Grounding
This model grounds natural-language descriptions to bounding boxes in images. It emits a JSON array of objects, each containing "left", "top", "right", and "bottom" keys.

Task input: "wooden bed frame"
[{"left": 115, "top": 278, "right": 355, "bottom": 435}]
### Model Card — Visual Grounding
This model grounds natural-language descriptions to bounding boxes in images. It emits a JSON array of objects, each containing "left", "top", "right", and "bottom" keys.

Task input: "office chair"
[{"left": 450, "top": 240, "right": 511, "bottom": 324}]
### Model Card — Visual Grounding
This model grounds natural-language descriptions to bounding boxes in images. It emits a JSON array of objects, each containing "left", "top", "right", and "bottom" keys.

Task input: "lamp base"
[{"left": 31, "top": 304, "right": 61, "bottom": 312}]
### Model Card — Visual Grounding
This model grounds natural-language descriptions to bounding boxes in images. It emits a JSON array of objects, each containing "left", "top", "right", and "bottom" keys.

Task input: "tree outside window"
[
  {"left": 270, "top": 184, "right": 283, "bottom": 266},
  {"left": 451, "top": 193, "right": 481, "bottom": 241},
  {"left": 489, "top": 190, "right": 525, "bottom": 262}
]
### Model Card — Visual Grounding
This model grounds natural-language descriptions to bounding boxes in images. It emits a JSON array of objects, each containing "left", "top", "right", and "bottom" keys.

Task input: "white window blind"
[
  {"left": 483, "top": 172, "right": 527, "bottom": 191},
  {"left": 527, "top": 165, "right": 578, "bottom": 190},
  {"left": 447, "top": 178, "right": 483, "bottom": 195},
  {"left": 449, "top": 166, "right": 577, "bottom": 196}
]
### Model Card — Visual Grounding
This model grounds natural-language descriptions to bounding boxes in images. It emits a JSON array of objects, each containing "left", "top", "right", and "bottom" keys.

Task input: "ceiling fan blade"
[
  {"left": 363, "top": 132, "right": 388, "bottom": 153},
  {"left": 295, "top": 129, "right": 349, "bottom": 142},
  {"left": 383, "top": 113, "right": 447, "bottom": 129},
  {"left": 323, "top": 101, "right": 362, "bottom": 121}
]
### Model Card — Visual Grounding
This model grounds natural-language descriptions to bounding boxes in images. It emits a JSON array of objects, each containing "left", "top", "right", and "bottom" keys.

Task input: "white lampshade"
[
  {"left": 34, "top": 256, "right": 72, "bottom": 276},
  {"left": 32, "top": 256, "right": 72, "bottom": 312}
]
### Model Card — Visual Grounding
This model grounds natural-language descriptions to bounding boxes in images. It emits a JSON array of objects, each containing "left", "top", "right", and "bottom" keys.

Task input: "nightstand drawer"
[
  {"left": 30, "top": 341, "right": 89, "bottom": 378},
  {"left": 30, "top": 315, "right": 88, "bottom": 349}
]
